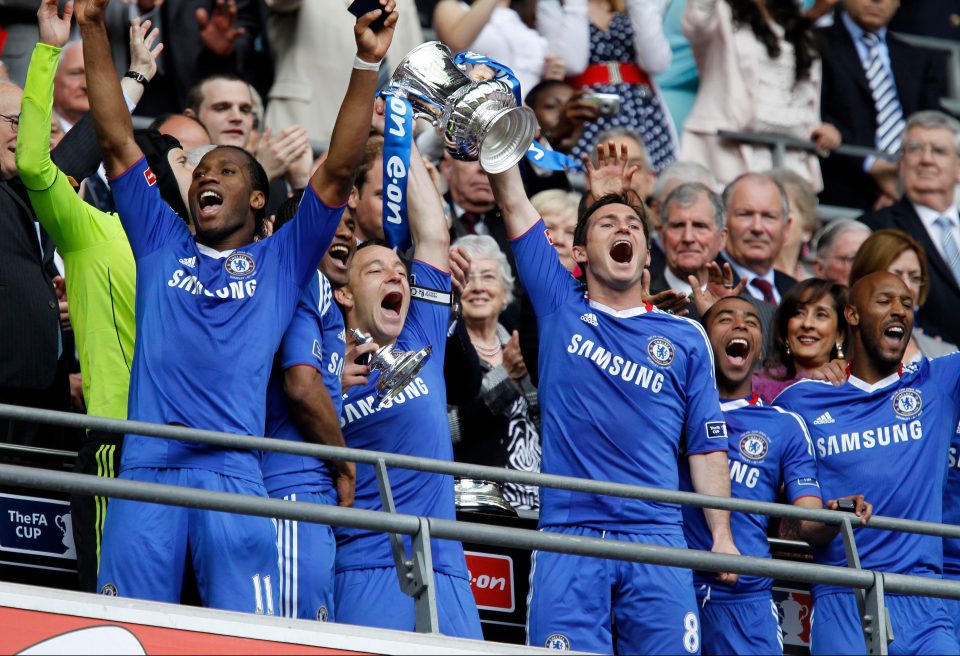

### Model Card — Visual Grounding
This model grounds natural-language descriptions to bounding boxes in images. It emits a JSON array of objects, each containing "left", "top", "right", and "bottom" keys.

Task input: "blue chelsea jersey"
[
  {"left": 262, "top": 272, "right": 346, "bottom": 497},
  {"left": 775, "top": 354, "right": 960, "bottom": 595},
  {"left": 111, "top": 158, "right": 343, "bottom": 482},
  {"left": 511, "top": 220, "right": 727, "bottom": 533},
  {"left": 682, "top": 395, "right": 821, "bottom": 599},
  {"left": 334, "top": 260, "right": 468, "bottom": 579}
]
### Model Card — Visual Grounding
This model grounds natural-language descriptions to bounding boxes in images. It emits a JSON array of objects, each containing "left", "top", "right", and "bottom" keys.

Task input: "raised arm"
[
  {"left": 407, "top": 142, "right": 449, "bottom": 270},
  {"left": 75, "top": 0, "right": 143, "bottom": 176},
  {"left": 487, "top": 164, "right": 541, "bottom": 239},
  {"left": 310, "top": 2, "right": 398, "bottom": 207},
  {"left": 432, "top": 0, "right": 499, "bottom": 53}
]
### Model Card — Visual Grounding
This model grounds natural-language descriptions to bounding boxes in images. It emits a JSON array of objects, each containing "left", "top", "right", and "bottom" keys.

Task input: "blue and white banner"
[
  {"left": 453, "top": 51, "right": 522, "bottom": 106},
  {"left": 526, "top": 139, "right": 584, "bottom": 172},
  {"left": 381, "top": 94, "right": 415, "bottom": 252}
]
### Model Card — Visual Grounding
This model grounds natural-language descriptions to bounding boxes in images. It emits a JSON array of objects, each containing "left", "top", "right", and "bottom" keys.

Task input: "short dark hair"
[
  {"left": 356, "top": 238, "right": 392, "bottom": 253},
  {"left": 765, "top": 278, "right": 848, "bottom": 379},
  {"left": 573, "top": 193, "right": 651, "bottom": 248},
  {"left": 271, "top": 189, "right": 305, "bottom": 233},
  {"left": 525, "top": 79, "right": 572, "bottom": 109},
  {"left": 354, "top": 137, "right": 384, "bottom": 194},
  {"left": 184, "top": 74, "right": 249, "bottom": 114},
  {"left": 206, "top": 145, "right": 270, "bottom": 235}
]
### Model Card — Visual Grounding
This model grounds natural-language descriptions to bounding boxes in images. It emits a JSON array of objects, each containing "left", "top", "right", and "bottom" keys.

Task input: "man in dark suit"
[
  {"left": 719, "top": 172, "right": 797, "bottom": 305},
  {"left": 0, "top": 81, "right": 73, "bottom": 449},
  {"left": 818, "top": 0, "right": 946, "bottom": 211},
  {"left": 859, "top": 110, "right": 960, "bottom": 346}
]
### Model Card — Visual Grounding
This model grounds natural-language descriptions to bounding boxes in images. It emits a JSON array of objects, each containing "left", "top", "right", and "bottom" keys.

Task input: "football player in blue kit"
[
  {"left": 684, "top": 295, "right": 872, "bottom": 655},
  {"left": 330, "top": 140, "right": 481, "bottom": 636},
  {"left": 262, "top": 198, "right": 357, "bottom": 622},
  {"left": 776, "top": 272, "right": 960, "bottom": 655},
  {"left": 486, "top": 158, "right": 738, "bottom": 654},
  {"left": 77, "top": 0, "right": 398, "bottom": 613}
]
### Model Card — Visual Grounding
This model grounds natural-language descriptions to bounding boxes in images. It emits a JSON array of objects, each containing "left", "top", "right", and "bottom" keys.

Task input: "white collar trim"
[
  {"left": 721, "top": 398, "right": 750, "bottom": 411},
  {"left": 197, "top": 243, "right": 236, "bottom": 259},
  {"left": 847, "top": 370, "right": 900, "bottom": 393},
  {"left": 588, "top": 298, "right": 650, "bottom": 318}
]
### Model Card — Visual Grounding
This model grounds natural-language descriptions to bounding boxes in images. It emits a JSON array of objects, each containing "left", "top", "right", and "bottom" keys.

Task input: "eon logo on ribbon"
[{"left": 464, "top": 552, "right": 514, "bottom": 612}]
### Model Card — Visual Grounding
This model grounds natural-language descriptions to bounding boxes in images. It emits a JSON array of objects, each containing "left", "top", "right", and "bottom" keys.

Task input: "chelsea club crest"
[
  {"left": 224, "top": 252, "right": 256, "bottom": 277},
  {"left": 647, "top": 337, "right": 676, "bottom": 366},
  {"left": 739, "top": 433, "right": 769, "bottom": 461},
  {"left": 545, "top": 634, "right": 571, "bottom": 651},
  {"left": 892, "top": 388, "right": 922, "bottom": 418}
]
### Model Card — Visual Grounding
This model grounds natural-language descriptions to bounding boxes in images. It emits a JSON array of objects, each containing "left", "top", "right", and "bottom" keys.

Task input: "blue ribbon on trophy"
[{"left": 380, "top": 94, "right": 415, "bottom": 252}]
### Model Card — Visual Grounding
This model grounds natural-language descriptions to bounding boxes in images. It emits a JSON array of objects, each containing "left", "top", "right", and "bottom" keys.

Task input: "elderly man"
[
  {"left": 53, "top": 41, "right": 88, "bottom": 131},
  {"left": 811, "top": 219, "right": 872, "bottom": 286},
  {"left": 818, "top": 0, "right": 946, "bottom": 210},
  {"left": 651, "top": 182, "right": 726, "bottom": 298},
  {"left": 720, "top": 172, "right": 797, "bottom": 306},
  {"left": 859, "top": 111, "right": 960, "bottom": 346}
]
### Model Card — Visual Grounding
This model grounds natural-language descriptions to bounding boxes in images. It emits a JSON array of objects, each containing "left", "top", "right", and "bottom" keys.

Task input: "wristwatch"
[{"left": 124, "top": 71, "right": 148, "bottom": 86}]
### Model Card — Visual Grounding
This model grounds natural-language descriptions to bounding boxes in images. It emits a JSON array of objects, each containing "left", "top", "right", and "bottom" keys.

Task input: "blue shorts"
[
  {"left": 98, "top": 468, "right": 280, "bottom": 615},
  {"left": 274, "top": 490, "right": 336, "bottom": 621},
  {"left": 334, "top": 566, "right": 482, "bottom": 638},
  {"left": 811, "top": 591, "right": 959, "bottom": 655},
  {"left": 527, "top": 527, "right": 700, "bottom": 655},
  {"left": 697, "top": 591, "right": 782, "bottom": 656}
]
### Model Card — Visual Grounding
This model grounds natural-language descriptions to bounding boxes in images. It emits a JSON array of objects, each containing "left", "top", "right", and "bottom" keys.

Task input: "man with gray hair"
[
  {"left": 859, "top": 110, "right": 960, "bottom": 345},
  {"left": 811, "top": 219, "right": 872, "bottom": 286},
  {"left": 720, "top": 172, "right": 797, "bottom": 306},
  {"left": 651, "top": 182, "right": 726, "bottom": 298}
]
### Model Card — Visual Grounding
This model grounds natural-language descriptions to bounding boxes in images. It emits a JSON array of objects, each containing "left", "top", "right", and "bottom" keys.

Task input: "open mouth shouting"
[
  {"left": 724, "top": 337, "right": 751, "bottom": 368},
  {"left": 609, "top": 239, "right": 634, "bottom": 264},
  {"left": 381, "top": 290, "right": 404, "bottom": 321},
  {"left": 881, "top": 322, "right": 906, "bottom": 349},
  {"left": 197, "top": 189, "right": 224, "bottom": 219}
]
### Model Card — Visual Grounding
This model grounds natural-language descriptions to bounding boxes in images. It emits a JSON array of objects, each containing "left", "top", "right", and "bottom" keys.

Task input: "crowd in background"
[{"left": 3, "top": 0, "right": 960, "bottom": 650}]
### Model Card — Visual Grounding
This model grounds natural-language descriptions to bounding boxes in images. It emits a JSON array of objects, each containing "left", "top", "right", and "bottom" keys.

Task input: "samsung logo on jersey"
[
  {"left": 167, "top": 269, "right": 257, "bottom": 299},
  {"left": 565, "top": 334, "right": 665, "bottom": 393},
  {"left": 816, "top": 420, "right": 923, "bottom": 457},
  {"left": 340, "top": 377, "right": 430, "bottom": 427}
]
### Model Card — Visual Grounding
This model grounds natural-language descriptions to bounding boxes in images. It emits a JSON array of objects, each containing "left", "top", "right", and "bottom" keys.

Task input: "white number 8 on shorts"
[{"left": 682, "top": 611, "right": 699, "bottom": 654}]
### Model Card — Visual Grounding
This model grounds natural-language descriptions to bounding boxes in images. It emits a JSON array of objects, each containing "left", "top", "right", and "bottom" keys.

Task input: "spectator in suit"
[
  {"left": 0, "top": 80, "right": 73, "bottom": 451},
  {"left": 721, "top": 172, "right": 797, "bottom": 305},
  {"left": 858, "top": 110, "right": 960, "bottom": 346},
  {"left": 652, "top": 182, "right": 726, "bottom": 298},
  {"left": 818, "top": 0, "right": 946, "bottom": 210},
  {"left": 646, "top": 159, "right": 716, "bottom": 282},
  {"left": 850, "top": 228, "right": 958, "bottom": 362},
  {"left": 53, "top": 41, "right": 88, "bottom": 131},
  {"left": 811, "top": 219, "right": 872, "bottom": 286},
  {"left": 889, "top": 0, "right": 960, "bottom": 43}
]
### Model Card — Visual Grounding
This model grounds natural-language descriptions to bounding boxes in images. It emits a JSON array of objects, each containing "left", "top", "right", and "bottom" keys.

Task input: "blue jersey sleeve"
[
  {"left": 109, "top": 157, "right": 191, "bottom": 258},
  {"left": 509, "top": 219, "right": 581, "bottom": 318},
  {"left": 271, "top": 185, "right": 346, "bottom": 289},
  {"left": 402, "top": 260, "right": 451, "bottom": 358},
  {"left": 773, "top": 407, "right": 822, "bottom": 503},
  {"left": 681, "top": 319, "right": 727, "bottom": 455},
  {"left": 319, "top": 274, "right": 345, "bottom": 415},
  {"left": 929, "top": 352, "right": 960, "bottom": 397},
  {"left": 279, "top": 274, "right": 324, "bottom": 373}
]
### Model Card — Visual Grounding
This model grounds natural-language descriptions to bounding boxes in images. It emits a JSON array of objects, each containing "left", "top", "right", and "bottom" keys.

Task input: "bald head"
[
  {"left": 54, "top": 41, "right": 87, "bottom": 126},
  {"left": 846, "top": 271, "right": 914, "bottom": 381},
  {"left": 155, "top": 114, "right": 212, "bottom": 152}
]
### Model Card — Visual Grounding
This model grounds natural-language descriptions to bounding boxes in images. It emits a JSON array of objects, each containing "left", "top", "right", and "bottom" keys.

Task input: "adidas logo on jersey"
[
  {"left": 813, "top": 411, "right": 835, "bottom": 425},
  {"left": 580, "top": 313, "right": 598, "bottom": 326},
  {"left": 178, "top": 257, "right": 197, "bottom": 268}
]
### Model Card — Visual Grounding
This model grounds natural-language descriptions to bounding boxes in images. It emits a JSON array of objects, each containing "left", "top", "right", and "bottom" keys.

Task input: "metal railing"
[{"left": 2, "top": 403, "right": 959, "bottom": 654}]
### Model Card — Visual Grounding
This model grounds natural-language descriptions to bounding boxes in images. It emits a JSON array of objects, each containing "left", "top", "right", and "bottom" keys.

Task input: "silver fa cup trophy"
[
  {"left": 350, "top": 329, "right": 432, "bottom": 403},
  {"left": 386, "top": 42, "right": 537, "bottom": 173}
]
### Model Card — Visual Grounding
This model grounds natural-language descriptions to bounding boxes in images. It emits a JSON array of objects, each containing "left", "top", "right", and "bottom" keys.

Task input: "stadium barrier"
[{"left": 1, "top": 403, "right": 959, "bottom": 655}]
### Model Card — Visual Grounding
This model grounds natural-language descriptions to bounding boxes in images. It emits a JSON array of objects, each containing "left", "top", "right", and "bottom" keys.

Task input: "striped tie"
[
  {"left": 934, "top": 215, "right": 960, "bottom": 285},
  {"left": 861, "top": 32, "right": 905, "bottom": 154}
]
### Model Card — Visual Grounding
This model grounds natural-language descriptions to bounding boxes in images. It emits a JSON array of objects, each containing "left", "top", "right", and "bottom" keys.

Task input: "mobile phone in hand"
[
  {"left": 835, "top": 499, "right": 858, "bottom": 513},
  {"left": 349, "top": 0, "right": 391, "bottom": 32}
]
